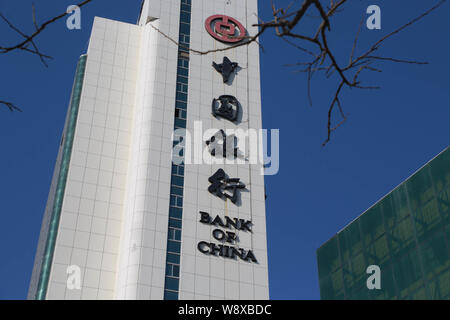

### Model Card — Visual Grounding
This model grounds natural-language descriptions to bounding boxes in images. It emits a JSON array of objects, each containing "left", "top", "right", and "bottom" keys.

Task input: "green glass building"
[{"left": 317, "top": 147, "right": 450, "bottom": 300}]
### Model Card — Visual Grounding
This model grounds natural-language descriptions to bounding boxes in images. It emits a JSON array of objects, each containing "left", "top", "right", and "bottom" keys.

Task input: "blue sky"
[{"left": 0, "top": 0, "right": 448, "bottom": 300}]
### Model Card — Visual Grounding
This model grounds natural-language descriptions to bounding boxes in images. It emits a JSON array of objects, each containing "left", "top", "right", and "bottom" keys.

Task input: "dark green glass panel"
[
  {"left": 383, "top": 184, "right": 411, "bottom": 230},
  {"left": 361, "top": 203, "right": 385, "bottom": 247},
  {"left": 348, "top": 287, "right": 370, "bottom": 300},
  {"left": 351, "top": 252, "right": 366, "bottom": 289},
  {"left": 408, "top": 165, "right": 434, "bottom": 212},
  {"left": 408, "top": 164, "right": 442, "bottom": 241},
  {"left": 429, "top": 149, "right": 450, "bottom": 190},
  {"left": 419, "top": 230, "right": 449, "bottom": 281},
  {"left": 411, "top": 286, "right": 427, "bottom": 300},
  {"left": 392, "top": 249, "right": 423, "bottom": 298},
  {"left": 317, "top": 236, "right": 341, "bottom": 279},
  {"left": 338, "top": 220, "right": 362, "bottom": 259},
  {"left": 319, "top": 270, "right": 344, "bottom": 300},
  {"left": 437, "top": 268, "right": 450, "bottom": 299},
  {"left": 430, "top": 150, "right": 450, "bottom": 226},
  {"left": 388, "top": 216, "right": 415, "bottom": 256},
  {"left": 438, "top": 186, "right": 450, "bottom": 226},
  {"left": 330, "top": 268, "right": 344, "bottom": 295},
  {"left": 427, "top": 266, "right": 450, "bottom": 300},
  {"left": 365, "top": 235, "right": 390, "bottom": 266},
  {"left": 318, "top": 148, "right": 450, "bottom": 300},
  {"left": 371, "top": 267, "right": 397, "bottom": 300},
  {"left": 342, "top": 260, "right": 354, "bottom": 293}
]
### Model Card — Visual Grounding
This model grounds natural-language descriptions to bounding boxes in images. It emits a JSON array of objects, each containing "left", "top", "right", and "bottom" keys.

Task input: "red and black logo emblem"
[{"left": 205, "top": 15, "right": 246, "bottom": 43}]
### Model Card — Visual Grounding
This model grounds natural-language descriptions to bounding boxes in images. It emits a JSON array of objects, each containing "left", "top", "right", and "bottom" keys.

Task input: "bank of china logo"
[{"left": 205, "top": 14, "right": 246, "bottom": 43}]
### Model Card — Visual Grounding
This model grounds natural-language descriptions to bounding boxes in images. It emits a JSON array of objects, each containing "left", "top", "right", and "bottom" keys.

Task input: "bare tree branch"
[
  {"left": 0, "top": 0, "right": 92, "bottom": 64},
  {"left": 0, "top": 0, "right": 93, "bottom": 112},
  {"left": 259, "top": 0, "right": 445, "bottom": 145},
  {"left": 0, "top": 100, "right": 22, "bottom": 112}
]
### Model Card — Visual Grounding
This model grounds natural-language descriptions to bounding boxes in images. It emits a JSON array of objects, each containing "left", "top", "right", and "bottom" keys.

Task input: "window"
[{"left": 163, "top": 0, "right": 192, "bottom": 300}]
